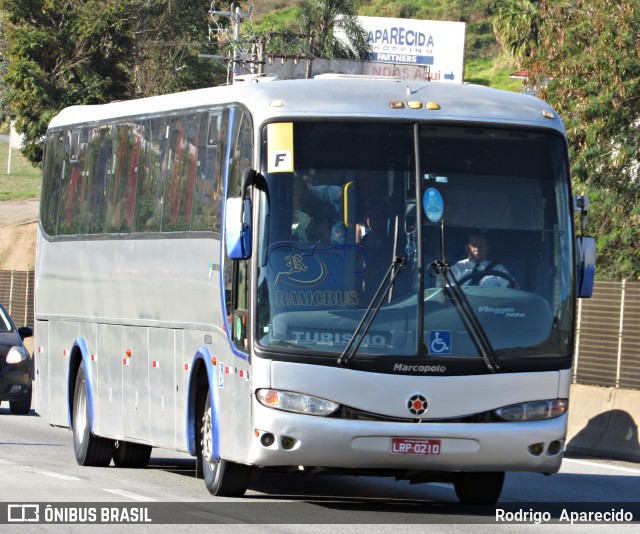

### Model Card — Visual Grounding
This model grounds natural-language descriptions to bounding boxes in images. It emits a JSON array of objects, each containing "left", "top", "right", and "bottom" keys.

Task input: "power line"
[{"left": 208, "top": 2, "right": 253, "bottom": 82}]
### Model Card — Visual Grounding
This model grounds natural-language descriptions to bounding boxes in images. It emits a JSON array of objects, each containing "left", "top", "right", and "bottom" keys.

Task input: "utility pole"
[{"left": 208, "top": 2, "right": 253, "bottom": 83}]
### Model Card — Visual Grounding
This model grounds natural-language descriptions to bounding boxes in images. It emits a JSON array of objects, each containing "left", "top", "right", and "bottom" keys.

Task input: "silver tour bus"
[{"left": 34, "top": 75, "right": 595, "bottom": 504}]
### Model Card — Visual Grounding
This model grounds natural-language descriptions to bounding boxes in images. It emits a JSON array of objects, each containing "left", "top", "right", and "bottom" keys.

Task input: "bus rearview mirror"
[
  {"left": 576, "top": 235, "right": 595, "bottom": 298},
  {"left": 225, "top": 197, "right": 252, "bottom": 259}
]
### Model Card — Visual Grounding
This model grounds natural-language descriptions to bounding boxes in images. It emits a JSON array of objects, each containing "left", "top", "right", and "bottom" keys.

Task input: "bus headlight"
[
  {"left": 495, "top": 399, "right": 568, "bottom": 422},
  {"left": 6, "top": 346, "right": 29, "bottom": 364},
  {"left": 256, "top": 389, "right": 340, "bottom": 416}
]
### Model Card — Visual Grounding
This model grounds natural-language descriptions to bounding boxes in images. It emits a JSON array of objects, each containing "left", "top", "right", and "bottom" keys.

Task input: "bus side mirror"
[
  {"left": 576, "top": 235, "right": 595, "bottom": 298},
  {"left": 573, "top": 194, "right": 594, "bottom": 298},
  {"left": 225, "top": 197, "right": 252, "bottom": 259}
]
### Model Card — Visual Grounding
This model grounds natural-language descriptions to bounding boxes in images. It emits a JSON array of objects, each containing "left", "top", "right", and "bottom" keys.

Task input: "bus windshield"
[{"left": 256, "top": 121, "right": 573, "bottom": 369}]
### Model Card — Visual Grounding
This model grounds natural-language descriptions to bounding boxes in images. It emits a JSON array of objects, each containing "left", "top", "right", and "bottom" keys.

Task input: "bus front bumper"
[{"left": 247, "top": 403, "right": 567, "bottom": 474}]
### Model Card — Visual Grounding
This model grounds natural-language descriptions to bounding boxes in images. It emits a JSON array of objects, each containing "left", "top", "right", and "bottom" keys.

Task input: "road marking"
[
  {"left": 102, "top": 489, "right": 158, "bottom": 502},
  {"left": 564, "top": 458, "right": 640, "bottom": 475},
  {"left": 0, "top": 459, "right": 17, "bottom": 465},
  {"left": 34, "top": 470, "right": 81, "bottom": 481}
]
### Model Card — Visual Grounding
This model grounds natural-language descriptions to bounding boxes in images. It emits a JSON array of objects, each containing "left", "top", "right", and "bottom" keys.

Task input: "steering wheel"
[{"left": 457, "top": 269, "right": 518, "bottom": 289}]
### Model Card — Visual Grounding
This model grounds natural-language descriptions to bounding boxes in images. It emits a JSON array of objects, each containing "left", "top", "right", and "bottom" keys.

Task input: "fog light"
[
  {"left": 528, "top": 443, "right": 544, "bottom": 456},
  {"left": 281, "top": 436, "right": 296, "bottom": 450},
  {"left": 260, "top": 433, "right": 275, "bottom": 447},
  {"left": 548, "top": 440, "right": 563, "bottom": 455}
]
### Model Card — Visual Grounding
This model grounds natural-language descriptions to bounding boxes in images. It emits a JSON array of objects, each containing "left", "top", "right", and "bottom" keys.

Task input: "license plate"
[{"left": 391, "top": 437, "right": 441, "bottom": 455}]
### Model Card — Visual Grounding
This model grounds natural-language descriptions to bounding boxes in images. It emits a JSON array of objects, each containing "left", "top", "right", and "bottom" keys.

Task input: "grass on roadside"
[
  {"left": 0, "top": 141, "right": 41, "bottom": 201},
  {"left": 464, "top": 57, "right": 523, "bottom": 92}
]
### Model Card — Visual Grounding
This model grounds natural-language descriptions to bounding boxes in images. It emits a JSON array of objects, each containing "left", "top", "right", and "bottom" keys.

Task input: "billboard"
[{"left": 358, "top": 16, "right": 466, "bottom": 83}]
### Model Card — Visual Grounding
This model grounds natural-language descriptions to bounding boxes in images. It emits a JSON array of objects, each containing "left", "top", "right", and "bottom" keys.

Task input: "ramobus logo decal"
[{"left": 393, "top": 363, "right": 447, "bottom": 374}]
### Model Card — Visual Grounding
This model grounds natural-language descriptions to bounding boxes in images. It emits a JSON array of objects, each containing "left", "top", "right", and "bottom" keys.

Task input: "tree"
[
  {"left": 1, "top": 0, "right": 136, "bottom": 165},
  {"left": 492, "top": 0, "right": 542, "bottom": 62},
  {"left": 1, "top": 0, "right": 225, "bottom": 166},
  {"left": 297, "top": 0, "right": 370, "bottom": 59},
  {"left": 131, "top": 0, "right": 225, "bottom": 96},
  {"left": 0, "top": 19, "right": 9, "bottom": 124},
  {"left": 530, "top": 0, "right": 640, "bottom": 279}
]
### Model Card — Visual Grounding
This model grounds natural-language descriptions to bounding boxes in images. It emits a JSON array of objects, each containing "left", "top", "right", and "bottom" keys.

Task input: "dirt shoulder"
[{"left": 0, "top": 200, "right": 39, "bottom": 271}]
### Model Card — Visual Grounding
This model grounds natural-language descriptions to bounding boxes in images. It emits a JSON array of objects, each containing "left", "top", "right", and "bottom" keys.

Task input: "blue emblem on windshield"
[
  {"left": 428, "top": 330, "right": 452, "bottom": 355},
  {"left": 423, "top": 188, "right": 444, "bottom": 223}
]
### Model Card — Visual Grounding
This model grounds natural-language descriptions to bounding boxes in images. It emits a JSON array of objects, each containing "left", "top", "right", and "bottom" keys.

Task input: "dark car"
[{"left": 0, "top": 302, "right": 33, "bottom": 414}]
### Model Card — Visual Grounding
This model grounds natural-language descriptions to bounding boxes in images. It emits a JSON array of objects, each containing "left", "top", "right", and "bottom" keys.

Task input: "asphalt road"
[
  {"left": 0, "top": 199, "right": 40, "bottom": 227},
  {"left": 1, "top": 400, "right": 639, "bottom": 532}
]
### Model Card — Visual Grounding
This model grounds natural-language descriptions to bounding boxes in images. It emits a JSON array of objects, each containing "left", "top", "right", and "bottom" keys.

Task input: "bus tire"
[
  {"left": 454, "top": 471, "right": 505, "bottom": 505},
  {"left": 73, "top": 364, "right": 114, "bottom": 467},
  {"left": 200, "top": 393, "right": 250, "bottom": 496},
  {"left": 113, "top": 440, "right": 152, "bottom": 468}
]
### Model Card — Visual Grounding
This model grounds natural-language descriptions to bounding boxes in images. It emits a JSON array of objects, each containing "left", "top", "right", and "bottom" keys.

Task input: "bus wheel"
[
  {"left": 72, "top": 365, "right": 114, "bottom": 467},
  {"left": 454, "top": 472, "right": 505, "bottom": 505},
  {"left": 200, "top": 393, "right": 250, "bottom": 496},
  {"left": 113, "top": 440, "right": 152, "bottom": 468}
]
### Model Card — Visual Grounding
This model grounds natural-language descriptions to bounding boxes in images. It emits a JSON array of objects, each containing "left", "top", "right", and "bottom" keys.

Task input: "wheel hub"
[{"left": 201, "top": 408, "right": 215, "bottom": 466}]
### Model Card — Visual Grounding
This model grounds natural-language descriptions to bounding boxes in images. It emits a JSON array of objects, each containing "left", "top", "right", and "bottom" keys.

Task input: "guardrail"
[
  {"left": 0, "top": 270, "right": 34, "bottom": 327},
  {"left": 575, "top": 280, "right": 640, "bottom": 390}
]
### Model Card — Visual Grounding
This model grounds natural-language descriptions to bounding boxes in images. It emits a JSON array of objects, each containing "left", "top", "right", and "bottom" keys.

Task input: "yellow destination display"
[{"left": 267, "top": 122, "right": 294, "bottom": 173}]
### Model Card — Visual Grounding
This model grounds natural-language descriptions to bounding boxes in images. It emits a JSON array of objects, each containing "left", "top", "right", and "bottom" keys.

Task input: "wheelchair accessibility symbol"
[{"left": 429, "top": 330, "right": 452, "bottom": 355}]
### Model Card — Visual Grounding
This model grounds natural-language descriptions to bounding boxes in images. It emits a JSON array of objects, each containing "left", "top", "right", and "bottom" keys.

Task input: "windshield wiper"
[
  {"left": 430, "top": 259, "right": 500, "bottom": 373},
  {"left": 337, "top": 256, "right": 406, "bottom": 367}
]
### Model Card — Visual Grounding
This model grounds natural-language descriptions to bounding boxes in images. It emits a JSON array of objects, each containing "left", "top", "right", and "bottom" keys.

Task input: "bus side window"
[
  {"left": 225, "top": 107, "right": 253, "bottom": 353},
  {"left": 106, "top": 124, "right": 141, "bottom": 233},
  {"left": 82, "top": 125, "right": 111, "bottom": 234},
  {"left": 56, "top": 129, "right": 86, "bottom": 235},
  {"left": 135, "top": 117, "right": 167, "bottom": 232},
  {"left": 192, "top": 111, "right": 224, "bottom": 233},
  {"left": 161, "top": 115, "right": 199, "bottom": 232},
  {"left": 227, "top": 109, "right": 253, "bottom": 198},
  {"left": 231, "top": 260, "right": 250, "bottom": 351},
  {"left": 41, "top": 132, "right": 64, "bottom": 235}
]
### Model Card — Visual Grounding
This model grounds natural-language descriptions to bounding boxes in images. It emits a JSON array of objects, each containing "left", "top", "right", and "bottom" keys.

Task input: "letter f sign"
[
  {"left": 267, "top": 123, "right": 294, "bottom": 172},
  {"left": 269, "top": 150, "right": 293, "bottom": 172}
]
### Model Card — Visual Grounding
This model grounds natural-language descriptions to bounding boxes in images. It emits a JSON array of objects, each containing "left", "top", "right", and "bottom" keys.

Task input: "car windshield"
[{"left": 255, "top": 122, "right": 573, "bottom": 368}]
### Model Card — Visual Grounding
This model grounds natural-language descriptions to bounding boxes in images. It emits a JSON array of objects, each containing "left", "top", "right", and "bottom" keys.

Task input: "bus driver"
[{"left": 451, "top": 232, "right": 513, "bottom": 288}]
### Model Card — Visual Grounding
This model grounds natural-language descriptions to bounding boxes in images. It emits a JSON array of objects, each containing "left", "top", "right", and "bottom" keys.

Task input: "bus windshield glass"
[{"left": 256, "top": 121, "right": 573, "bottom": 368}]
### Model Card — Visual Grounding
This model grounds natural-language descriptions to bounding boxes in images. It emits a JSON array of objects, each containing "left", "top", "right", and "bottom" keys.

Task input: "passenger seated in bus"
[
  {"left": 291, "top": 178, "right": 340, "bottom": 243},
  {"left": 451, "top": 232, "right": 516, "bottom": 288},
  {"left": 306, "top": 182, "right": 345, "bottom": 244}
]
